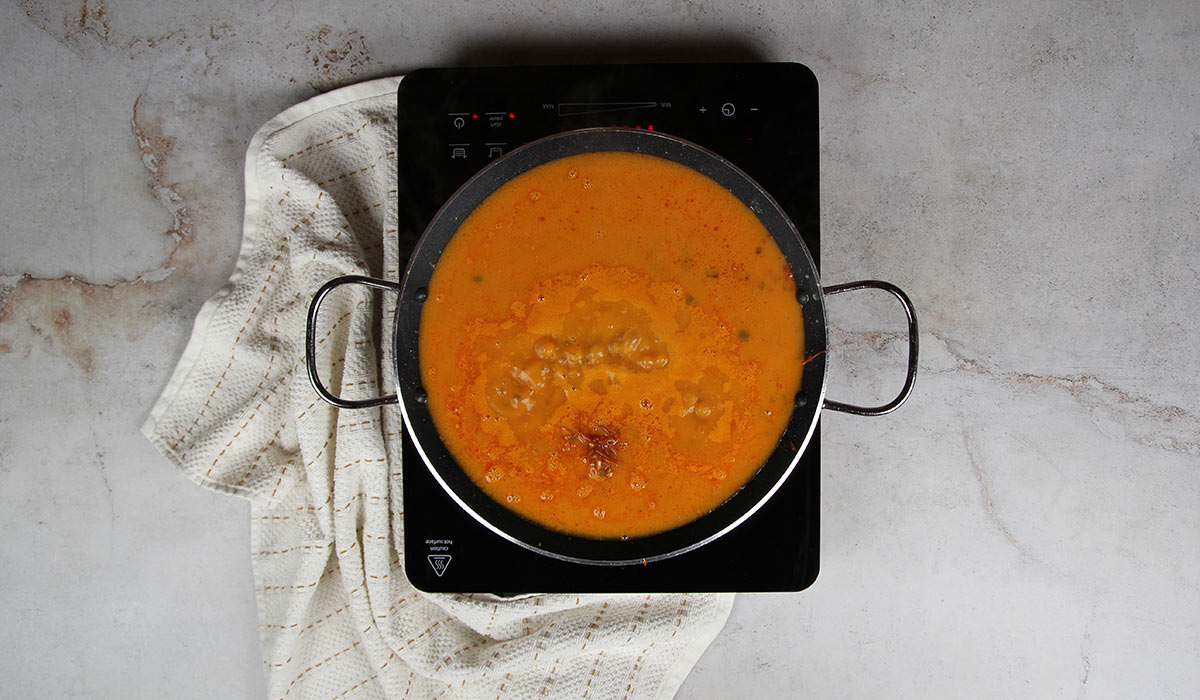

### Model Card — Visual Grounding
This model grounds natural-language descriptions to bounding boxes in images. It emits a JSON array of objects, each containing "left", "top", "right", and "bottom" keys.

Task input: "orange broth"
[{"left": 418, "top": 151, "right": 804, "bottom": 538}]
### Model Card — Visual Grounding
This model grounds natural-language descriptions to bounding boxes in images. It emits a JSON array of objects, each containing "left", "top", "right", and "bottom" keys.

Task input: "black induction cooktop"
[{"left": 394, "top": 63, "right": 820, "bottom": 594}]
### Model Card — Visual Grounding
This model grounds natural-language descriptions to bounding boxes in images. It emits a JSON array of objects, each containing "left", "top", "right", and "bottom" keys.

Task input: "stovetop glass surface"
[{"left": 395, "top": 63, "right": 820, "bottom": 594}]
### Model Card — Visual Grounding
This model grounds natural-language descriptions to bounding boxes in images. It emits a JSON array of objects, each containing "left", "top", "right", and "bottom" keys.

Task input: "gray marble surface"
[{"left": 2, "top": 1, "right": 1198, "bottom": 697}]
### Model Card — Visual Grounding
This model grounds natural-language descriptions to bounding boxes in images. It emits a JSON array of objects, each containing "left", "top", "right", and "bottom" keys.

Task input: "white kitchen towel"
[{"left": 142, "top": 76, "right": 733, "bottom": 700}]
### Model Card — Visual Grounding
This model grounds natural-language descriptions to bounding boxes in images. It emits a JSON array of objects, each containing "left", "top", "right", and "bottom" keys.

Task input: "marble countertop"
[{"left": 2, "top": 1, "right": 1197, "bottom": 697}]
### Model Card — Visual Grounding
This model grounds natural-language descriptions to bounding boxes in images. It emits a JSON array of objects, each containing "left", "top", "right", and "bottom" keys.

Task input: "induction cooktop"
[{"left": 394, "top": 63, "right": 820, "bottom": 594}]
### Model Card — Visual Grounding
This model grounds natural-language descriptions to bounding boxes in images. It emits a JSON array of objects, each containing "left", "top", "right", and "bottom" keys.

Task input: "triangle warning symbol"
[{"left": 427, "top": 554, "right": 452, "bottom": 577}]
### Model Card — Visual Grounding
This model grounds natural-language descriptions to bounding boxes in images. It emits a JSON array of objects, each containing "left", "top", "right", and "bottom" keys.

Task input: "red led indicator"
[
  {"left": 647, "top": 124, "right": 655, "bottom": 131},
  {"left": 472, "top": 113, "right": 479, "bottom": 120},
  {"left": 508, "top": 112, "right": 516, "bottom": 119}
]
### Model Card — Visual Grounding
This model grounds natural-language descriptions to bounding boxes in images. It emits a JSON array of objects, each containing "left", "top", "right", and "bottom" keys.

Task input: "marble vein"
[
  {"left": 0, "top": 93, "right": 191, "bottom": 347},
  {"left": 89, "top": 412, "right": 116, "bottom": 548},
  {"left": 960, "top": 427, "right": 1021, "bottom": 551},
  {"left": 926, "top": 331, "right": 1200, "bottom": 458},
  {"left": 1078, "top": 630, "right": 1092, "bottom": 700}
]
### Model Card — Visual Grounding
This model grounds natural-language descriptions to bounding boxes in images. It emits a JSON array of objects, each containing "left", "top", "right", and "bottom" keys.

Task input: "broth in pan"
[{"left": 419, "top": 151, "right": 804, "bottom": 538}]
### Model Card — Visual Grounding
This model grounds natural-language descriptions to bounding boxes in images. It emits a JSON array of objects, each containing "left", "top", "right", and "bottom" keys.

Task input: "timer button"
[{"left": 721, "top": 102, "right": 735, "bottom": 117}]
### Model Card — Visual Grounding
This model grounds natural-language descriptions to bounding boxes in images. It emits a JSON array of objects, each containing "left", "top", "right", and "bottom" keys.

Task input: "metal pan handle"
[
  {"left": 821, "top": 280, "right": 918, "bottom": 416},
  {"left": 305, "top": 274, "right": 402, "bottom": 409}
]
